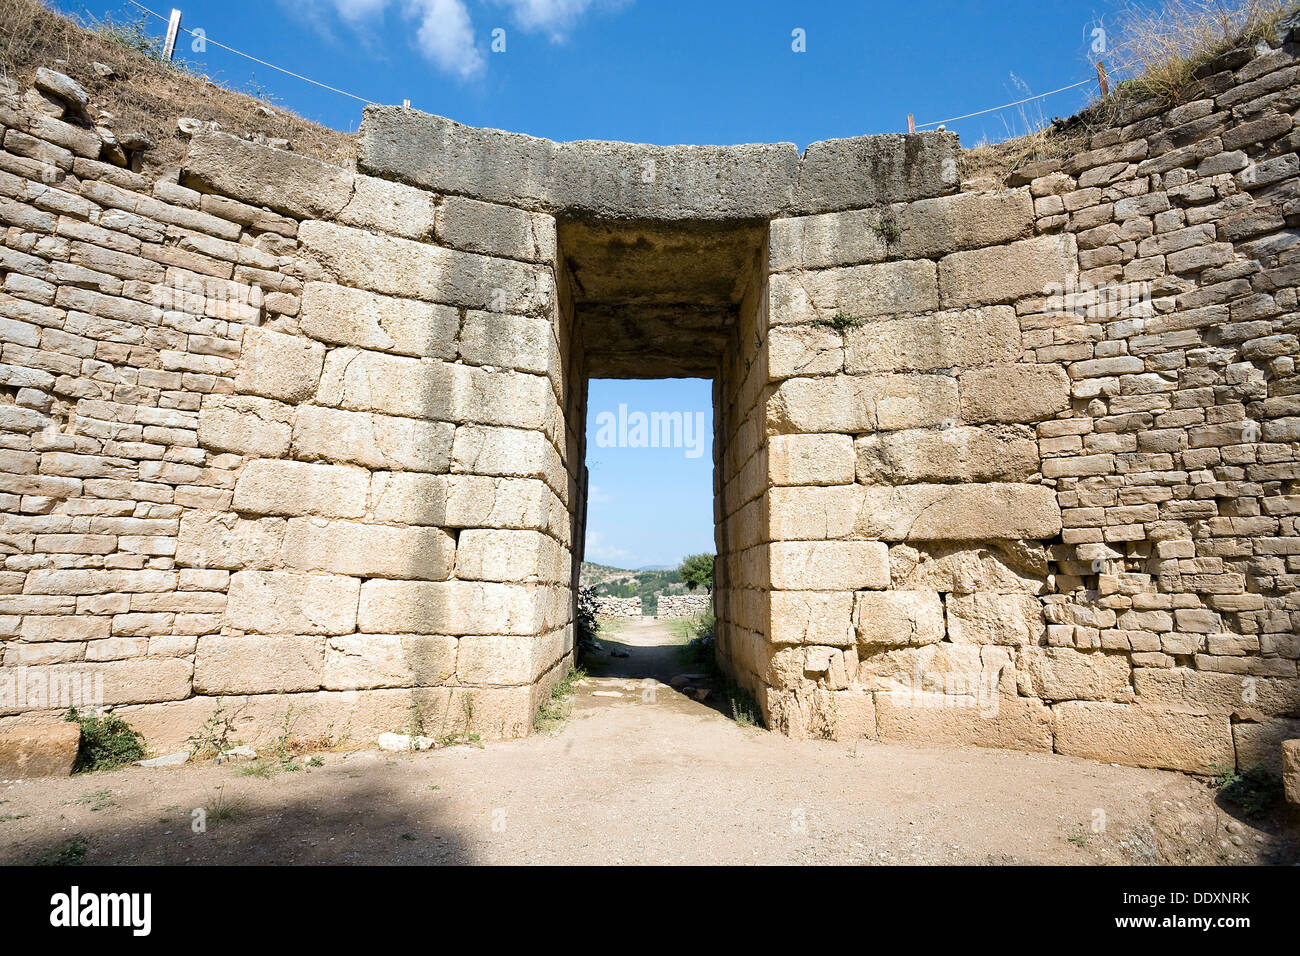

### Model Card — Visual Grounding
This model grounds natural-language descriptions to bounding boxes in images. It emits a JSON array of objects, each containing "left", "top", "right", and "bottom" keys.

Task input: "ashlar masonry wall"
[{"left": 2, "top": 22, "right": 1299, "bottom": 772}]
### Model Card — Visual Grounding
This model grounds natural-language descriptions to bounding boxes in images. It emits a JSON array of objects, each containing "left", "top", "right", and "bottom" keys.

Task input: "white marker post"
[{"left": 162, "top": 8, "right": 183, "bottom": 62}]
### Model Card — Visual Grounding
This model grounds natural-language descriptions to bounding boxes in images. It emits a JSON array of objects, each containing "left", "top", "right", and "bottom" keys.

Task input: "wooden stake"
[
  {"left": 1096, "top": 61, "right": 1109, "bottom": 98},
  {"left": 906, "top": 114, "right": 915, "bottom": 134},
  {"left": 162, "top": 8, "right": 182, "bottom": 62}
]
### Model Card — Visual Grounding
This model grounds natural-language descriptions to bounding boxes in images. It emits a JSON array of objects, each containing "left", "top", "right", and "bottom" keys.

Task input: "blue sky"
[{"left": 58, "top": 0, "right": 1138, "bottom": 569}]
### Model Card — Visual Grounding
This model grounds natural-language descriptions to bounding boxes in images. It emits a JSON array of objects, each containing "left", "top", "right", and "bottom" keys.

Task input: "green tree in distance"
[{"left": 678, "top": 553, "right": 715, "bottom": 592}]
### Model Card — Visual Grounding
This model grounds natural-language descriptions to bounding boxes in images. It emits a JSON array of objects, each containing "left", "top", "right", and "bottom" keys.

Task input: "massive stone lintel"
[{"left": 357, "top": 106, "right": 960, "bottom": 220}]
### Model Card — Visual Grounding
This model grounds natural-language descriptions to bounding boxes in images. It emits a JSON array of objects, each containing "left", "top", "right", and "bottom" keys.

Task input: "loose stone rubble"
[{"left": 1, "top": 22, "right": 1300, "bottom": 776}]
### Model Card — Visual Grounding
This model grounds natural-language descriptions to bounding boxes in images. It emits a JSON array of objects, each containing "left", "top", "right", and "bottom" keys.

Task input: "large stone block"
[
  {"left": 232, "top": 460, "right": 369, "bottom": 518},
  {"left": 300, "top": 282, "right": 459, "bottom": 358},
  {"left": 856, "top": 425, "right": 1039, "bottom": 484},
  {"left": 357, "top": 580, "right": 541, "bottom": 635},
  {"left": 0, "top": 659, "right": 193, "bottom": 712},
  {"left": 339, "top": 173, "right": 439, "bottom": 240},
  {"left": 282, "top": 519, "right": 455, "bottom": 580},
  {"left": 198, "top": 394, "right": 292, "bottom": 458},
  {"left": 436, "top": 195, "right": 557, "bottom": 262},
  {"left": 0, "top": 722, "right": 80, "bottom": 777},
  {"left": 792, "top": 131, "right": 961, "bottom": 215},
  {"left": 767, "top": 433, "right": 855, "bottom": 486},
  {"left": 317, "top": 349, "right": 549, "bottom": 429},
  {"left": 854, "top": 590, "right": 945, "bottom": 647},
  {"left": 938, "top": 234, "right": 1078, "bottom": 308},
  {"left": 890, "top": 542, "right": 1049, "bottom": 594},
  {"left": 185, "top": 131, "right": 353, "bottom": 219},
  {"left": 770, "top": 189, "right": 1033, "bottom": 271},
  {"left": 450, "top": 426, "right": 555, "bottom": 481},
  {"left": 844, "top": 307, "right": 1022, "bottom": 374},
  {"left": 370, "top": 472, "right": 449, "bottom": 526},
  {"left": 769, "top": 540, "right": 889, "bottom": 590},
  {"left": 1231, "top": 718, "right": 1300, "bottom": 773},
  {"left": 959, "top": 365, "right": 1071, "bottom": 424},
  {"left": 234, "top": 327, "right": 325, "bottom": 404},
  {"left": 871, "top": 374, "right": 961, "bottom": 430},
  {"left": 455, "top": 530, "right": 561, "bottom": 583},
  {"left": 769, "top": 260, "right": 938, "bottom": 325},
  {"left": 456, "top": 633, "right": 557, "bottom": 685},
  {"left": 322, "top": 634, "right": 457, "bottom": 690},
  {"left": 1132, "top": 669, "right": 1300, "bottom": 719},
  {"left": 1016, "top": 647, "right": 1133, "bottom": 702},
  {"left": 194, "top": 634, "right": 323, "bottom": 694},
  {"left": 766, "top": 376, "right": 875, "bottom": 434},
  {"left": 443, "top": 476, "right": 553, "bottom": 529},
  {"left": 767, "top": 484, "right": 863, "bottom": 540},
  {"left": 298, "top": 220, "right": 554, "bottom": 315},
  {"left": 458, "top": 311, "right": 555, "bottom": 374},
  {"left": 766, "top": 325, "right": 843, "bottom": 379},
  {"left": 1052, "top": 701, "right": 1233, "bottom": 773},
  {"left": 226, "top": 571, "right": 360, "bottom": 635},
  {"left": 177, "top": 511, "right": 285, "bottom": 570},
  {"left": 875, "top": 690, "right": 1053, "bottom": 752},
  {"left": 946, "top": 592, "right": 1045, "bottom": 645},
  {"left": 769, "top": 591, "right": 854, "bottom": 646},
  {"left": 854, "top": 483, "right": 1062, "bottom": 540},
  {"left": 292, "top": 405, "right": 453, "bottom": 473}
]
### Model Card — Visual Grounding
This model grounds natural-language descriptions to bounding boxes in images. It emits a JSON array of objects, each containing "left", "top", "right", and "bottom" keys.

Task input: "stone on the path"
[{"left": 137, "top": 751, "right": 190, "bottom": 768}]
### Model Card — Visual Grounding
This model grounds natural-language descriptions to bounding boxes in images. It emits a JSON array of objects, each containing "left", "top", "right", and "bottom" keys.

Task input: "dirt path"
[{"left": 0, "top": 619, "right": 1293, "bottom": 866}]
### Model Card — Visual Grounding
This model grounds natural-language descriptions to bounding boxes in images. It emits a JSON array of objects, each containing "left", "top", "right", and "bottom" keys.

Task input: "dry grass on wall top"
[
  {"left": 0, "top": 0, "right": 357, "bottom": 171},
  {"left": 961, "top": 0, "right": 1297, "bottom": 184}
]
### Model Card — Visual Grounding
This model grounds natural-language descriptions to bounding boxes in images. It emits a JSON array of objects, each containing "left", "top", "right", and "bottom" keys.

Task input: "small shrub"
[
  {"left": 36, "top": 836, "right": 88, "bottom": 866},
  {"left": 873, "top": 215, "right": 902, "bottom": 245},
  {"left": 811, "top": 312, "right": 864, "bottom": 333},
  {"left": 187, "top": 699, "right": 243, "bottom": 760},
  {"left": 64, "top": 708, "right": 145, "bottom": 773},
  {"left": 85, "top": 12, "right": 163, "bottom": 59},
  {"left": 1212, "top": 762, "right": 1284, "bottom": 818}
]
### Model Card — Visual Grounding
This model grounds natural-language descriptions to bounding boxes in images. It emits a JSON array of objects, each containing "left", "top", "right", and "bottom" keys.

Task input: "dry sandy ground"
[{"left": 0, "top": 618, "right": 1294, "bottom": 866}]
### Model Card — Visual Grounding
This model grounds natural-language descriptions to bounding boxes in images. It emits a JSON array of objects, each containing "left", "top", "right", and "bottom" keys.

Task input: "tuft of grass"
[
  {"left": 36, "top": 836, "right": 88, "bottom": 866},
  {"left": 1110, "top": 0, "right": 1291, "bottom": 103},
  {"left": 1211, "top": 762, "right": 1284, "bottom": 818},
  {"left": 74, "top": 788, "right": 114, "bottom": 811},
  {"left": 726, "top": 681, "right": 762, "bottom": 728},
  {"left": 811, "top": 312, "right": 864, "bottom": 333},
  {"left": 873, "top": 215, "right": 902, "bottom": 245},
  {"left": 64, "top": 708, "right": 145, "bottom": 773},
  {"left": 204, "top": 786, "right": 247, "bottom": 826},
  {"left": 533, "top": 665, "right": 586, "bottom": 733}
]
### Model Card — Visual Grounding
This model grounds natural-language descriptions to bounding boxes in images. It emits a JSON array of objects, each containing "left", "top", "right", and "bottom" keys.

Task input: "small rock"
[
  {"left": 137, "top": 751, "right": 189, "bottom": 768},
  {"left": 120, "top": 131, "right": 153, "bottom": 151},
  {"left": 34, "top": 67, "right": 88, "bottom": 109},
  {"left": 92, "top": 61, "right": 117, "bottom": 79},
  {"left": 220, "top": 745, "right": 257, "bottom": 760},
  {"left": 268, "top": 138, "right": 291, "bottom": 151},
  {"left": 255, "top": 105, "right": 277, "bottom": 118},
  {"left": 592, "top": 691, "right": 624, "bottom": 698},
  {"left": 377, "top": 733, "right": 434, "bottom": 752},
  {"left": 177, "top": 117, "right": 220, "bottom": 136}
]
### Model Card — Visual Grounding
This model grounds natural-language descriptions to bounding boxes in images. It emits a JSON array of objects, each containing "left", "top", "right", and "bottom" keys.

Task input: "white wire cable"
[{"left": 126, "top": 0, "right": 378, "bottom": 105}]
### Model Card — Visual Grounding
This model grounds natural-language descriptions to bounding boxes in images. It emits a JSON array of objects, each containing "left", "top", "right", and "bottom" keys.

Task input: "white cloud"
[
  {"left": 585, "top": 530, "right": 636, "bottom": 567},
  {"left": 494, "top": 0, "right": 596, "bottom": 39},
  {"left": 405, "top": 0, "right": 485, "bottom": 78},
  {"left": 330, "top": 0, "right": 390, "bottom": 22}
]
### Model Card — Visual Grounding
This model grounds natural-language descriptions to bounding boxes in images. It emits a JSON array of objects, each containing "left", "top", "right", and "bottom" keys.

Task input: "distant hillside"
[{"left": 580, "top": 561, "right": 694, "bottom": 615}]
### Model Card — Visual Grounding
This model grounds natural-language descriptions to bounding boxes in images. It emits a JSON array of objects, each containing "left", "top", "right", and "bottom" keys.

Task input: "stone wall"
[
  {"left": 593, "top": 596, "right": 641, "bottom": 618},
  {"left": 657, "top": 593, "right": 711, "bottom": 618},
  {"left": 750, "top": 32, "right": 1300, "bottom": 772},
  {"left": 2, "top": 24, "right": 1299, "bottom": 771}
]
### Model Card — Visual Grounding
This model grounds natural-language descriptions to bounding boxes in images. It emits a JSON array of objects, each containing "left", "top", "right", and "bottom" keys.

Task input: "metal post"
[{"left": 162, "top": 9, "right": 182, "bottom": 62}]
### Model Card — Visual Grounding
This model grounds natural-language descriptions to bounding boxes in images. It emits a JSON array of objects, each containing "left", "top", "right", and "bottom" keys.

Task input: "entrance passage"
[
  {"left": 557, "top": 217, "right": 768, "bottom": 701},
  {"left": 580, "top": 377, "right": 715, "bottom": 683}
]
